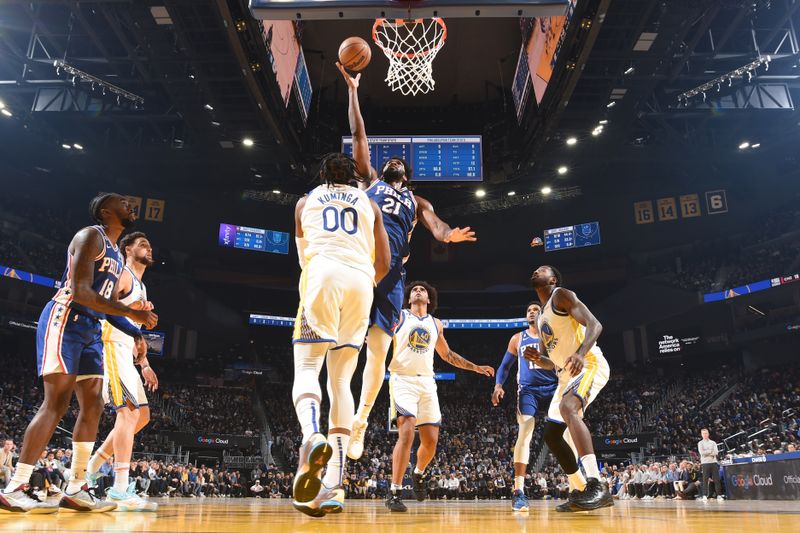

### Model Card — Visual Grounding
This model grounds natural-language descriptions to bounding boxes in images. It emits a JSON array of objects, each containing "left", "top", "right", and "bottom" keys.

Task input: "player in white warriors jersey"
[
  {"left": 386, "top": 282, "right": 494, "bottom": 513},
  {"left": 291, "top": 153, "right": 390, "bottom": 518},
  {"left": 525, "top": 265, "right": 613, "bottom": 512},
  {"left": 87, "top": 231, "right": 159, "bottom": 511}
]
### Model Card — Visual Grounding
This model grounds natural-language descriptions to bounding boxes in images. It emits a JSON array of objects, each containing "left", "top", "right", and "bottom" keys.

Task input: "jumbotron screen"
[{"left": 342, "top": 136, "right": 482, "bottom": 181}]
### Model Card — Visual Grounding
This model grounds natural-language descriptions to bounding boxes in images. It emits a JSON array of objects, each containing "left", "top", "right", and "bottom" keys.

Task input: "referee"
[{"left": 697, "top": 428, "right": 723, "bottom": 501}]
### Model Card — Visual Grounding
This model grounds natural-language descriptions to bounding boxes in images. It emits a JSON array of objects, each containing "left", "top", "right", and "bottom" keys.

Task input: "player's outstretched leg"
[
  {"left": 511, "top": 414, "right": 536, "bottom": 512},
  {"left": 386, "top": 416, "right": 414, "bottom": 512},
  {"left": 412, "top": 424, "right": 439, "bottom": 502},
  {"left": 349, "top": 326, "right": 392, "bottom": 460}
]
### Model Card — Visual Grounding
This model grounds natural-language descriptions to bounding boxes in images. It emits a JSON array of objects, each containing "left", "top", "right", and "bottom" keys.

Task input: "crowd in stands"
[{"left": 158, "top": 384, "right": 259, "bottom": 436}]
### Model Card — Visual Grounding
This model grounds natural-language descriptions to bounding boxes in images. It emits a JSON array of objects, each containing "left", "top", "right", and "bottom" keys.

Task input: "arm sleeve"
[
  {"left": 106, "top": 315, "right": 143, "bottom": 339},
  {"left": 495, "top": 351, "right": 516, "bottom": 386}
]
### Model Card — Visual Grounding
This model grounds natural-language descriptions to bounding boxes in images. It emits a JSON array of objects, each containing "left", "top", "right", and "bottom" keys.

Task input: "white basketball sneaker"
[{"left": 347, "top": 420, "right": 368, "bottom": 460}]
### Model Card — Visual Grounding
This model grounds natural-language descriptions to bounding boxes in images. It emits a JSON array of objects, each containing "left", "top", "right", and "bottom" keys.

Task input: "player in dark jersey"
[
  {"left": 337, "top": 63, "right": 477, "bottom": 460},
  {"left": 0, "top": 193, "right": 158, "bottom": 514},
  {"left": 492, "top": 302, "right": 557, "bottom": 512}
]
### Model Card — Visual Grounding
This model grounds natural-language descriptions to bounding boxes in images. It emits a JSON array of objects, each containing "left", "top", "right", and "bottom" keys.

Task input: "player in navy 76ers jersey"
[
  {"left": 492, "top": 302, "right": 557, "bottom": 512},
  {"left": 0, "top": 193, "right": 157, "bottom": 514},
  {"left": 337, "top": 63, "right": 478, "bottom": 460}
]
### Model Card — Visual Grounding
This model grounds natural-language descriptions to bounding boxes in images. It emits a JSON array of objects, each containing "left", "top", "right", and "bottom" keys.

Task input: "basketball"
[{"left": 338, "top": 36, "right": 372, "bottom": 72}]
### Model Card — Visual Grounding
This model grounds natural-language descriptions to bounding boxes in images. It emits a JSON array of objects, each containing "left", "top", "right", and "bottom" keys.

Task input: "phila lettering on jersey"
[
  {"left": 517, "top": 330, "right": 557, "bottom": 388},
  {"left": 52, "top": 225, "right": 124, "bottom": 320},
  {"left": 366, "top": 180, "right": 417, "bottom": 265}
]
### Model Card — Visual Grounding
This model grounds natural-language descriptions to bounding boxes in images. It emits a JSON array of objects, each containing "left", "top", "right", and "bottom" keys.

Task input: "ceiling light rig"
[
  {"left": 53, "top": 59, "right": 144, "bottom": 108},
  {"left": 677, "top": 55, "right": 771, "bottom": 106}
]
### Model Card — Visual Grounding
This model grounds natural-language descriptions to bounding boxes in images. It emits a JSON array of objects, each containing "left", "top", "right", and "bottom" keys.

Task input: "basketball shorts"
[
  {"left": 101, "top": 325, "right": 148, "bottom": 410},
  {"left": 517, "top": 383, "right": 558, "bottom": 420},
  {"left": 546, "top": 349, "right": 610, "bottom": 425},
  {"left": 389, "top": 374, "right": 441, "bottom": 426},
  {"left": 36, "top": 300, "right": 104, "bottom": 379},
  {"left": 293, "top": 255, "right": 373, "bottom": 349},
  {"left": 370, "top": 264, "right": 405, "bottom": 336}
]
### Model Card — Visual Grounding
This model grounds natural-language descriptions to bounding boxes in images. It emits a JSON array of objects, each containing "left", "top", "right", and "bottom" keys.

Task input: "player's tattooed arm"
[
  {"left": 415, "top": 195, "right": 476, "bottom": 244},
  {"left": 435, "top": 319, "right": 494, "bottom": 377}
]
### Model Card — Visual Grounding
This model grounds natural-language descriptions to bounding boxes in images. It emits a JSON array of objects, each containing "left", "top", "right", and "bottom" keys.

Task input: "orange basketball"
[{"left": 338, "top": 36, "right": 372, "bottom": 72}]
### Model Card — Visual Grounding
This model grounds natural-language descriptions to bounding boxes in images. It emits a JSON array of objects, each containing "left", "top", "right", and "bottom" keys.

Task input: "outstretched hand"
[
  {"left": 446, "top": 227, "right": 477, "bottom": 243},
  {"left": 475, "top": 365, "right": 495, "bottom": 377},
  {"left": 336, "top": 62, "right": 361, "bottom": 90}
]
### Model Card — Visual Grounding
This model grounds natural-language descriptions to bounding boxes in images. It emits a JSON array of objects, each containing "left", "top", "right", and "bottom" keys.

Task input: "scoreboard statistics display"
[
  {"left": 342, "top": 136, "right": 482, "bottom": 181},
  {"left": 544, "top": 222, "right": 601, "bottom": 252},
  {"left": 218, "top": 223, "right": 289, "bottom": 255}
]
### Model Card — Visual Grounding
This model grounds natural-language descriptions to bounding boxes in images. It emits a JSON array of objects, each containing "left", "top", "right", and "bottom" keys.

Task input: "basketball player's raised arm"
[
  {"left": 69, "top": 228, "right": 157, "bottom": 329},
  {"left": 434, "top": 318, "right": 494, "bottom": 377},
  {"left": 492, "top": 333, "right": 519, "bottom": 406},
  {"left": 337, "top": 62, "right": 377, "bottom": 183},
  {"left": 554, "top": 288, "right": 602, "bottom": 375},
  {"left": 371, "top": 199, "right": 391, "bottom": 283},
  {"left": 415, "top": 195, "right": 476, "bottom": 243},
  {"left": 294, "top": 197, "right": 308, "bottom": 269}
]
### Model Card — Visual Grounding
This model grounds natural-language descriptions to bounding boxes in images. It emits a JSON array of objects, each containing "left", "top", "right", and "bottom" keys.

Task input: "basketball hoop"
[{"left": 372, "top": 18, "right": 447, "bottom": 96}]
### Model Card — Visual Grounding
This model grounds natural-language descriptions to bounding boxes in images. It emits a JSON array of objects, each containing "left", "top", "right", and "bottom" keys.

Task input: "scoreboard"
[
  {"left": 342, "top": 136, "right": 482, "bottom": 181},
  {"left": 218, "top": 223, "right": 289, "bottom": 255},
  {"left": 544, "top": 221, "right": 601, "bottom": 252}
]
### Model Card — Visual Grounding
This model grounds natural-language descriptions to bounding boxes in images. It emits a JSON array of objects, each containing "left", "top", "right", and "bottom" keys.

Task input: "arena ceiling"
[{"left": 0, "top": 0, "right": 799, "bottom": 209}]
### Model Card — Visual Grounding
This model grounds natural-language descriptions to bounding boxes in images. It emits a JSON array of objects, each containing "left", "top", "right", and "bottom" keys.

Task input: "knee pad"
[
  {"left": 513, "top": 415, "right": 536, "bottom": 464},
  {"left": 543, "top": 421, "right": 579, "bottom": 474}
]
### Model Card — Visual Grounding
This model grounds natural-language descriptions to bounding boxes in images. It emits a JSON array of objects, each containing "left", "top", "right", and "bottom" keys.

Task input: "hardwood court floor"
[{"left": 2, "top": 498, "right": 799, "bottom": 533}]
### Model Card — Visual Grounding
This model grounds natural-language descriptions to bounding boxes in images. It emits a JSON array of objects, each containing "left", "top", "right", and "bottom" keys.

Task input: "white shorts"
[
  {"left": 102, "top": 338, "right": 148, "bottom": 410},
  {"left": 546, "top": 349, "right": 610, "bottom": 425},
  {"left": 292, "top": 255, "right": 373, "bottom": 349},
  {"left": 389, "top": 374, "right": 441, "bottom": 426}
]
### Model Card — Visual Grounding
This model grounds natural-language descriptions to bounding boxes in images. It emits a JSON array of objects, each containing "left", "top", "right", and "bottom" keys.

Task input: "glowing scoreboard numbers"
[
  {"left": 544, "top": 221, "right": 601, "bottom": 252},
  {"left": 342, "top": 135, "right": 482, "bottom": 181},
  {"left": 218, "top": 223, "right": 289, "bottom": 255}
]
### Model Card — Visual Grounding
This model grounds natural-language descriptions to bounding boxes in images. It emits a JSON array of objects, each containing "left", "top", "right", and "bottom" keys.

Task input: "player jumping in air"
[
  {"left": 291, "top": 153, "right": 390, "bottom": 517},
  {"left": 336, "top": 63, "right": 477, "bottom": 461},
  {"left": 526, "top": 265, "right": 613, "bottom": 512},
  {"left": 492, "top": 302, "right": 557, "bottom": 512}
]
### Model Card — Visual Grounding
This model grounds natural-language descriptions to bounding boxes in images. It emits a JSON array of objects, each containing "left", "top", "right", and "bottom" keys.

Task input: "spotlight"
[
  {"left": 73, "top": 143, "right": 83, "bottom": 150},
  {"left": 204, "top": 104, "right": 214, "bottom": 111},
  {"left": 751, "top": 143, "right": 761, "bottom": 148},
  {"left": 606, "top": 101, "right": 616, "bottom": 108},
  {"left": 541, "top": 186, "right": 552, "bottom": 195},
  {"left": 272, "top": 189, "right": 281, "bottom": 194},
  {"left": 599, "top": 120, "right": 608, "bottom": 124},
  {"left": 624, "top": 66, "right": 635, "bottom": 75},
  {"left": 0, "top": 109, "right": 11, "bottom": 117},
  {"left": 566, "top": 137, "right": 577, "bottom": 146},
  {"left": 475, "top": 189, "right": 486, "bottom": 198},
  {"left": 738, "top": 141, "right": 750, "bottom": 150},
  {"left": 557, "top": 166, "right": 568, "bottom": 175},
  {"left": 592, "top": 128, "right": 601, "bottom": 136},
  {"left": 0, "top": 101, "right": 5, "bottom": 109},
  {"left": 242, "top": 138, "right": 254, "bottom": 147},
  {"left": 507, "top": 191, "right": 516, "bottom": 196},
  {"left": 62, "top": 144, "right": 72, "bottom": 149}
]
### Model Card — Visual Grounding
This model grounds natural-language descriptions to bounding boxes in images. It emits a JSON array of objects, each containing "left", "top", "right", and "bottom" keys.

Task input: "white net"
[{"left": 372, "top": 18, "right": 447, "bottom": 96}]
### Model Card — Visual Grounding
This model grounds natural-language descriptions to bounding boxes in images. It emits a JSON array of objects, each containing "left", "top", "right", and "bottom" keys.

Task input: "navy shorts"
[
  {"left": 517, "top": 384, "right": 557, "bottom": 418},
  {"left": 36, "top": 300, "right": 104, "bottom": 377},
  {"left": 370, "top": 266, "right": 405, "bottom": 336}
]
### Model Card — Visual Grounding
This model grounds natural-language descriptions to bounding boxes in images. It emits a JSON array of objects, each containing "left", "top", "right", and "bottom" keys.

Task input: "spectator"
[{"left": 0, "top": 440, "right": 14, "bottom": 489}]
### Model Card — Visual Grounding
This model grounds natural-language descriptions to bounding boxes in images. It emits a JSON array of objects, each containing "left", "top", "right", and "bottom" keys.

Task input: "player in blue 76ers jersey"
[
  {"left": 0, "top": 193, "right": 157, "bottom": 514},
  {"left": 337, "top": 63, "right": 478, "bottom": 460},
  {"left": 492, "top": 302, "right": 557, "bottom": 512}
]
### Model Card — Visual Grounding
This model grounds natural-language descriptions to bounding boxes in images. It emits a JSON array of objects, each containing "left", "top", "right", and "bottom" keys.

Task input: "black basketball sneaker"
[
  {"left": 386, "top": 494, "right": 408, "bottom": 512},
  {"left": 568, "top": 478, "right": 614, "bottom": 511},
  {"left": 412, "top": 472, "right": 427, "bottom": 502}
]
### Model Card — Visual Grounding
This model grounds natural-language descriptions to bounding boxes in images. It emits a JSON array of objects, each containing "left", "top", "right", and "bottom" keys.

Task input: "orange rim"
[{"left": 372, "top": 17, "right": 447, "bottom": 60}]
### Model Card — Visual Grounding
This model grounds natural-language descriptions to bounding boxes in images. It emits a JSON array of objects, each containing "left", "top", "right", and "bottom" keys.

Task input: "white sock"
[
  {"left": 355, "top": 327, "right": 392, "bottom": 424},
  {"left": 113, "top": 463, "right": 130, "bottom": 493},
  {"left": 292, "top": 343, "right": 327, "bottom": 442},
  {"left": 67, "top": 441, "right": 94, "bottom": 493},
  {"left": 3, "top": 462, "right": 34, "bottom": 493},
  {"left": 514, "top": 476, "right": 525, "bottom": 492},
  {"left": 581, "top": 454, "right": 600, "bottom": 480},
  {"left": 414, "top": 467, "right": 424, "bottom": 475},
  {"left": 391, "top": 483, "right": 402, "bottom": 494},
  {"left": 568, "top": 471, "right": 586, "bottom": 492},
  {"left": 88, "top": 447, "right": 112, "bottom": 475},
  {"left": 322, "top": 433, "right": 350, "bottom": 488}
]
